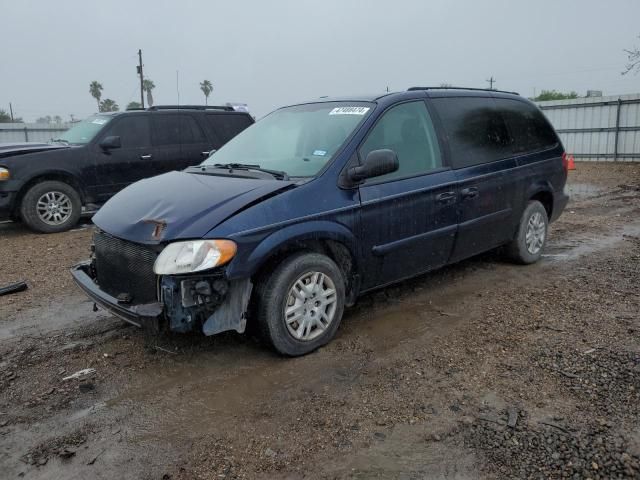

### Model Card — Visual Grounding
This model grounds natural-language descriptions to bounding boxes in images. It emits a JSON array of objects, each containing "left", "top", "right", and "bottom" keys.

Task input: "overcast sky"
[{"left": 2, "top": 0, "right": 640, "bottom": 122}]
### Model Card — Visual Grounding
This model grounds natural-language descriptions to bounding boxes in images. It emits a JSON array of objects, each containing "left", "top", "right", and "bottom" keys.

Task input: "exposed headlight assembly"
[
  {"left": 0, "top": 168, "right": 9, "bottom": 181},
  {"left": 153, "top": 240, "right": 237, "bottom": 275}
]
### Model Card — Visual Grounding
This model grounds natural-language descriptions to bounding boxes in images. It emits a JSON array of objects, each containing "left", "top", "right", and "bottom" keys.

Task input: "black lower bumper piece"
[{"left": 71, "top": 261, "right": 163, "bottom": 330}]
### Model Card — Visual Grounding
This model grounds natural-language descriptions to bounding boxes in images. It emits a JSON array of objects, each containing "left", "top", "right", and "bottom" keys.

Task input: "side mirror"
[
  {"left": 348, "top": 149, "right": 399, "bottom": 183},
  {"left": 99, "top": 136, "right": 121, "bottom": 150}
]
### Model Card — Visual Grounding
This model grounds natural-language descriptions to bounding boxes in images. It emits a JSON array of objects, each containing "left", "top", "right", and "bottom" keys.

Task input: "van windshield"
[
  {"left": 53, "top": 115, "right": 112, "bottom": 145},
  {"left": 202, "top": 102, "right": 373, "bottom": 177}
]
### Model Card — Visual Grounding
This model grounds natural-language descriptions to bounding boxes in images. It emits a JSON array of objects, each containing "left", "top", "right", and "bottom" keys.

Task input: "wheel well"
[
  {"left": 530, "top": 191, "right": 553, "bottom": 219},
  {"left": 14, "top": 173, "right": 85, "bottom": 215},
  {"left": 252, "top": 239, "right": 357, "bottom": 298}
]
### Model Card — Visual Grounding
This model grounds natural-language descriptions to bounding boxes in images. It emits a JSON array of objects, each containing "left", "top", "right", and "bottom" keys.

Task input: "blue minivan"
[{"left": 72, "top": 88, "right": 569, "bottom": 356}]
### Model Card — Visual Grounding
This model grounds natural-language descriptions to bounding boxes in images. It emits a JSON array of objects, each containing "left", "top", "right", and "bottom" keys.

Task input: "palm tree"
[
  {"left": 200, "top": 80, "right": 213, "bottom": 105},
  {"left": 99, "top": 98, "right": 119, "bottom": 112},
  {"left": 126, "top": 101, "right": 142, "bottom": 110},
  {"left": 89, "top": 81, "right": 103, "bottom": 111},
  {"left": 143, "top": 79, "right": 155, "bottom": 107}
]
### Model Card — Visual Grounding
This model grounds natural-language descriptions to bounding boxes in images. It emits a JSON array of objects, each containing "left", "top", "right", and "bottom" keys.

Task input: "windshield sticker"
[
  {"left": 92, "top": 118, "right": 108, "bottom": 125},
  {"left": 329, "top": 107, "right": 370, "bottom": 116},
  {"left": 313, "top": 150, "right": 327, "bottom": 156}
]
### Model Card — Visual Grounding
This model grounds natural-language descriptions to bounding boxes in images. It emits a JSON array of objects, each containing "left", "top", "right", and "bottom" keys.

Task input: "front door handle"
[
  {"left": 140, "top": 154, "right": 152, "bottom": 160},
  {"left": 436, "top": 191, "right": 456, "bottom": 203},
  {"left": 201, "top": 151, "right": 210, "bottom": 157},
  {"left": 461, "top": 187, "right": 479, "bottom": 199}
]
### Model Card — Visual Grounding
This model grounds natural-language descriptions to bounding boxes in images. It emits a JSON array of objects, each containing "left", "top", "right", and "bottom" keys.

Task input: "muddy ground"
[{"left": 0, "top": 162, "right": 639, "bottom": 479}]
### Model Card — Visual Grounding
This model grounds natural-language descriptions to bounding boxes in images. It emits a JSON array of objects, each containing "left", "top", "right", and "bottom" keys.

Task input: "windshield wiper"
[
  {"left": 211, "top": 163, "right": 289, "bottom": 181},
  {"left": 51, "top": 138, "right": 70, "bottom": 145}
]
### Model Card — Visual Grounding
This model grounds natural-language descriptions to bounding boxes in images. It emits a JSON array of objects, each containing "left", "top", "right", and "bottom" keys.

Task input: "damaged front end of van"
[{"left": 71, "top": 169, "right": 295, "bottom": 336}]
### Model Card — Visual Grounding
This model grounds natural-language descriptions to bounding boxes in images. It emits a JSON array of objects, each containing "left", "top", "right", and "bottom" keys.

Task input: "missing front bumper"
[{"left": 71, "top": 261, "right": 252, "bottom": 336}]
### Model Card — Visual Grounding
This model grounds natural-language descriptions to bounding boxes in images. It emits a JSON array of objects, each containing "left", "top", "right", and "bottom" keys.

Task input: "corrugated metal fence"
[
  {"left": 536, "top": 94, "right": 640, "bottom": 162},
  {"left": 0, "top": 123, "right": 69, "bottom": 143}
]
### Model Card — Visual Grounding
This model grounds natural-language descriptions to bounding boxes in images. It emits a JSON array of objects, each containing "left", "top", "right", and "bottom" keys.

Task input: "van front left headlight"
[
  {"left": 0, "top": 168, "right": 9, "bottom": 181},
  {"left": 153, "top": 239, "right": 237, "bottom": 275}
]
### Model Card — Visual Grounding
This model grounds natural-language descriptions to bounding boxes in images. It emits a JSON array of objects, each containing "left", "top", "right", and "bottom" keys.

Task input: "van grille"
[{"left": 94, "top": 230, "right": 159, "bottom": 304}]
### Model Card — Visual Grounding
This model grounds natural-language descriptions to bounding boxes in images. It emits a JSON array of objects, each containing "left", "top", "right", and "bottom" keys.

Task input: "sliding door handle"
[{"left": 461, "top": 187, "right": 479, "bottom": 199}]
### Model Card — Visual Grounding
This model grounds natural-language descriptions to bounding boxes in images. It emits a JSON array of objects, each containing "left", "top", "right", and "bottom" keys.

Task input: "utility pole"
[
  {"left": 137, "top": 49, "right": 145, "bottom": 108},
  {"left": 9, "top": 103, "right": 14, "bottom": 122},
  {"left": 486, "top": 76, "right": 496, "bottom": 90}
]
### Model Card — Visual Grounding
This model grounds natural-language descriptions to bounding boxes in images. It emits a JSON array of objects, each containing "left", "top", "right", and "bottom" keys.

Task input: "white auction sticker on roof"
[
  {"left": 329, "top": 106, "right": 370, "bottom": 116},
  {"left": 92, "top": 118, "right": 108, "bottom": 125}
]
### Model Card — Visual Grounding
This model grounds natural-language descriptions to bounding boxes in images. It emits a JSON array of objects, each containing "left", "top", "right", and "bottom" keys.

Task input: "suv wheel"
[
  {"left": 506, "top": 200, "right": 549, "bottom": 264},
  {"left": 256, "top": 252, "right": 345, "bottom": 356},
  {"left": 20, "top": 181, "right": 82, "bottom": 233}
]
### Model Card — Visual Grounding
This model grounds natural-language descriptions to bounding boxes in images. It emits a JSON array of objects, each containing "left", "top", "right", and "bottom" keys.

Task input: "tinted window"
[
  {"left": 432, "top": 97, "right": 511, "bottom": 168},
  {"left": 359, "top": 101, "right": 442, "bottom": 181},
  {"left": 102, "top": 116, "right": 150, "bottom": 148},
  {"left": 206, "top": 114, "right": 253, "bottom": 145},
  {"left": 494, "top": 99, "right": 558, "bottom": 154},
  {"left": 152, "top": 115, "right": 206, "bottom": 146}
]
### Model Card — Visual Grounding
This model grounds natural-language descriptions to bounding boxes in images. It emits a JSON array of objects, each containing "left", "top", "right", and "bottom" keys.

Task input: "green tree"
[
  {"left": 200, "top": 79, "right": 213, "bottom": 105},
  {"left": 89, "top": 81, "right": 104, "bottom": 111},
  {"left": 99, "top": 98, "right": 119, "bottom": 112},
  {"left": 533, "top": 90, "right": 579, "bottom": 101},
  {"left": 0, "top": 110, "right": 22, "bottom": 123},
  {"left": 623, "top": 34, "right": 640, "bottom": 75},
  {"left": 36, "top": 116, "right": 53, "bottom": 124},
  {"left": 126, "top": 101, "right": 142, "bottom": 110},
  {"left": 53, "top": 115, "right": 63, "bottom": 124},
  {"left": 143, "top": 79, "right": 155, "bottom": 107},
  {"left": 0, "top": 109, "right": 12, "bottom": 123}
]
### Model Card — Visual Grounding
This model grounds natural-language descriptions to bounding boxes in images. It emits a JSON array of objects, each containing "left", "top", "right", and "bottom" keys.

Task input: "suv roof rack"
[
  {"left": 146, "top": 105, "right": 236, "bottom": 112},
  {"left": 407, "top": 86, "right": 520, "bottom": 96}
]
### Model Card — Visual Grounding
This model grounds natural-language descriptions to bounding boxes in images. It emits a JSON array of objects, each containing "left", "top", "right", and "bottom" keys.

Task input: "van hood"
[{"left": 92, "top": 171, "right": 295, "bottom": 243}]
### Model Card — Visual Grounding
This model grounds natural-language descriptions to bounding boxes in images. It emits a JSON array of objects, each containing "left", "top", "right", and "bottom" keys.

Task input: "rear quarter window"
[
  {"left": 205, "top": 114, "right": 253, "bottom": 145},
  {"left": 431, "top": 97, "right": 511, "bottom": 168},
  {"left": 493, "top": 98, "right": 558, "bottom": 154}
]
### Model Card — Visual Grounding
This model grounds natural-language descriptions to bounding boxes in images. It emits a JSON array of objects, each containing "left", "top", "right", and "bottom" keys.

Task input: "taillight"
[{"left": 562, "top": 152, "right": 568, "bottom": 171}]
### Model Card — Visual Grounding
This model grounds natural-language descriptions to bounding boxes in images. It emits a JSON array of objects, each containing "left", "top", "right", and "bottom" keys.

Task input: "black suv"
[{"left": 0, "top": 106, "right": 254, "bottom": 233}]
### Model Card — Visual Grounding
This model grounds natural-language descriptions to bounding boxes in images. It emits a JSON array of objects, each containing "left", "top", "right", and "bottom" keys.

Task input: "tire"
[
  {"left": 505, "top": 200, "right": 549, "bottom": 264},
  {"left": 20, "top": 181, "right": 82, "bottom": 233},
  {"left": 255, "top": 252, "right": 346, "bottom": 356}
]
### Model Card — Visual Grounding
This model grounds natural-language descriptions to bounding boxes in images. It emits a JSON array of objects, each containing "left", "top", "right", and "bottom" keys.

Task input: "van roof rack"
[
  {"left": 146, "top": 105, "right": 236, "bottom": 111},
  {"left": 407, "top": 86, "right": 520, "bottom": 96}
]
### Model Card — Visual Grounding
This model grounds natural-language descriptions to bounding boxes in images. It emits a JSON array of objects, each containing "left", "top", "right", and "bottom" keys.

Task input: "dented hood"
[{"left": 93, "top": 171, "right": 295, "bottom": 243}]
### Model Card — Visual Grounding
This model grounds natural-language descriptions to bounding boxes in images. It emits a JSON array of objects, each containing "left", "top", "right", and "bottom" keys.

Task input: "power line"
[{"left": 486, "top": 76, "right": 496, "bottom": 90}]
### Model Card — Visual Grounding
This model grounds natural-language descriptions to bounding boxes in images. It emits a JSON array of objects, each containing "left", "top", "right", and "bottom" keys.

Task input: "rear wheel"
[
  {"left": 255, "top": 252, "right": 345, "bottom": 356},
  {"left": 20, "top": 181, "right": 82, "bottom": 233},
  {"left": 505, "top": 200, "right": 548, "bottom": 264}
]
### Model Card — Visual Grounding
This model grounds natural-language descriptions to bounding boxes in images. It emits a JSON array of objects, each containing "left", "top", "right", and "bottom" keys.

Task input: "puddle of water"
[
  {"left": 544, "top": 223, "right": 640, "bottom": 261},
  {"left": 565, "top": 182, "right": 608, "bottom": 201}
]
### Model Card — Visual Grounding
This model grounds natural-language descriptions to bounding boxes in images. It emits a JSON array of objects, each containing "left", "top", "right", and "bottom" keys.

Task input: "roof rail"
[
  {"left": 125, "top": 107, "right": 146, "bottom": 111},
  {"left": 146, "top": 105, "right": 236, "bottom": 111},
  {"left": 408, "top": 86, "right": 520, "bottom": 96}
]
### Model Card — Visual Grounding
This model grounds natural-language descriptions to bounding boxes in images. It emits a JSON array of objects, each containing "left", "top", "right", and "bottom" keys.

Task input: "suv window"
[
  {"left": 432, "top": 97, "right": 511, "bottom": 168},
  {"left": 494, "top": 98, "right": 558, "bottom": 154},
  {"left": 152, "top": 114, "right": 206, "bottom": 146},
  {"left": 206, "top": 113, "right": 253, "bottom": 145},
  {"left": 102, "top": 115, "right": 150, "bottom": 148},
  {"left": 359, "top": 101, "right": 442, "bottom": 181}
]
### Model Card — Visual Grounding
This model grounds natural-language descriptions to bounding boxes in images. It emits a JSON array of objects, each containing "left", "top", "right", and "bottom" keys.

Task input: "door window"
[
  {"left": 494, "top": 99, "right": 558, "bottom": 154},
  {"left": 359, "top": 101, "right": 442, "bottom": 182},
  {"left": 102, "top": 116, "right": 150, "bottom": 148},
  {"left": 432, "top": 97, "right": 511, "bottom": 168},
  {"left": 152, "top": 115, "right": 206, "bottom": 146},
  {"left": 206, "top": 113, "right": 253, "bottom": 145}
]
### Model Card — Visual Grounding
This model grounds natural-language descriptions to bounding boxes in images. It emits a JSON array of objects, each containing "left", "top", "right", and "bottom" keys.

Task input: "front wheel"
[
  {"left": 505, "top": 200, "right": 549, "bottom": 264},
  {"left": 255, "top": 252, "right": 345, "bottom": 356},
  {"left": 20, "top": 181, "right": 82, "bottom": 233}
]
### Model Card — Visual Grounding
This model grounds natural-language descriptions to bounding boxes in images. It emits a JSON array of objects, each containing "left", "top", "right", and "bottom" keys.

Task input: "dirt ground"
[{"left": 0, "top": 162, "right": 639, "bottom": 479}]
